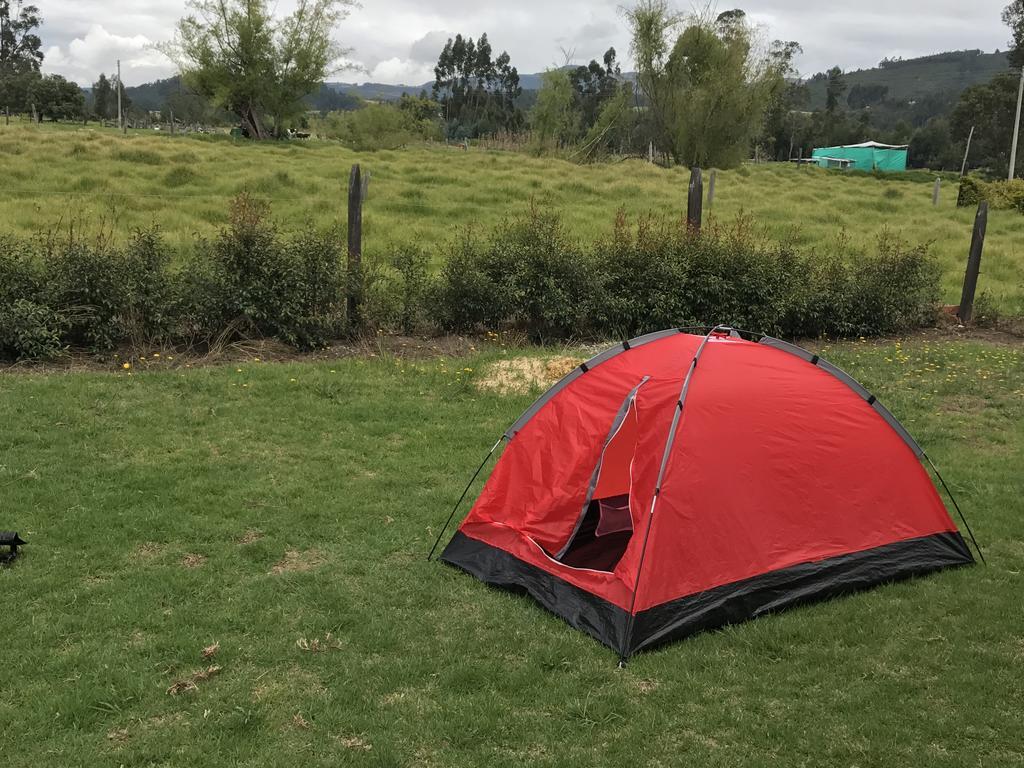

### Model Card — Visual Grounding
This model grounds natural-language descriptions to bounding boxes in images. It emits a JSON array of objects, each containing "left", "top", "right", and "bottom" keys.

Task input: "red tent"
[{"left": 436, "top": 328, "right": 977, "bottom": 660}]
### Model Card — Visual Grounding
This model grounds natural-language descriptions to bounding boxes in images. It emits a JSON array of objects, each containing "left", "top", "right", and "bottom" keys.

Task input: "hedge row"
[
  {"left": 1, "top": 200, "right": 942, "bottom": 361},
  {"left": 957, "top": 176, "right": 1024, "bottom": 212},
  {"left": 429, "top": 210, "right": 941, "bottom": 341}
]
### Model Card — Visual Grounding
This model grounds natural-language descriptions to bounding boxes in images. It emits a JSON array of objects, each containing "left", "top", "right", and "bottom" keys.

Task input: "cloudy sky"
[{"left": 37, "top": 1, "right": 1015, "bottom": 87}]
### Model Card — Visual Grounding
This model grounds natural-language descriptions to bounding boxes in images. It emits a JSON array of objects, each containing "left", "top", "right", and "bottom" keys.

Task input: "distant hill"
[{"left": 804, "top": 50, "right": 1009, "bottom": 110}]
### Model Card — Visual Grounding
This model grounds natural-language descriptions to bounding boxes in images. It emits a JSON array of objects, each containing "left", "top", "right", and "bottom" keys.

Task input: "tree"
[
  {"left": 29, "top": 73, "right": 84, "bottom": 121},
  {"left": 164, "top": 0, "right": 352, "bottom": 139},
  {"left": 761, "top": 78, "right": 811, "bottom": 161},
  {"left": 92, "top": 73, "right": 113, "bottom": 119},
  {"left": 824, "top": 66, "right": 845, "bottom": 114},
  {"left": 626, "top": 3, "right": 794, "bottom": 167},
  {"left": 568, "top": 48, "right": 625, "bottom": 130},
  {"left": 432, "top": 33, "right": 522, "bottom": 138},
  {"left": 0, "top": 0, "right": 42, "bottom": 113},
  {"left": 530, "top": 69, "right": 578, "bottom": 151},
  {"left": 1003, "top": 0, "right": 1024, "bottom": 68},
  {"left": 0, "top": 1, "right": 42, "bottom": 74},
  {"left": 908, "top": 118, "right": 957, "bottom": 169},
  {"left": 951, "top": 72, "right": 1024, "bottom": 176}
]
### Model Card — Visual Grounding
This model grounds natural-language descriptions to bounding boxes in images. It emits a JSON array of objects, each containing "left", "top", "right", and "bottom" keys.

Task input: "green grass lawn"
[
  {"left": 1, "top": 121, "right": 1023, "bottom": 313},
  {"left": 1, "top": 337, "right": 1022, "bottom": 766}
]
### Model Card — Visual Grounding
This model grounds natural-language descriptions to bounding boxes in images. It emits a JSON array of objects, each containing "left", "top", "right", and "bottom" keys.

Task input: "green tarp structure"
[{"left": 810, "top": 142, "right": 908, "bottom": 172}]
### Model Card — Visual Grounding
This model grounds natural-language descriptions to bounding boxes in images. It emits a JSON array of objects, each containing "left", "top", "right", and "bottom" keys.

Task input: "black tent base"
[{"left": 440, "top": 530, "right": 974, "bottom": 659}]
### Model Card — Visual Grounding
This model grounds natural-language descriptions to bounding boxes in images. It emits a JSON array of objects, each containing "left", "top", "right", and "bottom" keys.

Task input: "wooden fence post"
[
  {"left": 347, "top": 164, "right": 363, "bottom": 329},
  {"left": 958, "top": 201, "right": 988, "bottom": 324},
  {"left": 707, "top": 169, "right": 717, "bottom": 210},
  {"left": 932, "top": 177, "right": 940, "bottom": 206},
  {"left": 648, "top": 141, "right": 654, "bottom": 164},
  {"left": 687, "top": 167, "right": 703, "bottom": 232}
]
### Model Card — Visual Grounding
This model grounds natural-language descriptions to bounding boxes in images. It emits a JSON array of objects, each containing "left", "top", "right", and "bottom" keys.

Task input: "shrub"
[
  {"left": 388, "top": 244, "right": 432, "bottom": 334},
  {"left": 44, "top": 240, "right": 134, "bottom": 349},
  {"left": 0, "top": 299, "right": 66, "bottom": 360},
  {"left": 183, "top": 195, "right": 346, "bottom": 349},
  {"left": 434, "top": 208, "right": 597, "bottom": 340},
  {"left": 314, "top": 104, "right": 441, "bottom": 151}
]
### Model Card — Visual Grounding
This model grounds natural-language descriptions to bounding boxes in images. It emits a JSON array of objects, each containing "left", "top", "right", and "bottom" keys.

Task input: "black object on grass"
[{"left": 0, "top": 532, "right": 26, "bottom": 564}]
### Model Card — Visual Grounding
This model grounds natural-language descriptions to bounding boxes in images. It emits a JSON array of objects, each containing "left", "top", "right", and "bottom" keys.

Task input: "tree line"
[{"left": 3, "top": 0, "right": 1024, "bottom": 176}]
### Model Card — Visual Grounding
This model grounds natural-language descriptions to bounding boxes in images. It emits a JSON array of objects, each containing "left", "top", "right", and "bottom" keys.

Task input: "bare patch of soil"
[
  {"left": 237, "top": 529, "right": 263, "bottom": 545},
  {"left": 166, "top": 665, "right": 222, "bottom": 695},
  {"left": 134, "top": 542, "right": 163, "bottom": 561},
  {"left": 475, "top": 355, "right": 584, "bottom": 395},
  {"left": 337, "top": 735, "right": 373, "bottom": 751},
  {"left": 181, "top": 553, "right": 207, "bottom": 569},
  {"left": 270, "top": 548, "right": 324, "bottom": 575}
]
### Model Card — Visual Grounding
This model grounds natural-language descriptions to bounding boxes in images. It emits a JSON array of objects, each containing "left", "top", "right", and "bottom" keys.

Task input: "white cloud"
[
  {"left": 42, "top": 23, "right": 171, "bottom": 86},
  {"left": 365, "top": 57, "right": 436, "bottom": 86}
]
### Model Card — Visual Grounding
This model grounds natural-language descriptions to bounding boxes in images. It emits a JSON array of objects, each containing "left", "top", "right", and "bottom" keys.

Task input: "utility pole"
[
  {"left": 1009, "top": 67, "right": 1024, "bottom": 181},
  {"left": 116, "top": 59, "right": 123, "bottom": 133},
  {"left": 960, "top": 125, "right": 975, "bottom": 177}
]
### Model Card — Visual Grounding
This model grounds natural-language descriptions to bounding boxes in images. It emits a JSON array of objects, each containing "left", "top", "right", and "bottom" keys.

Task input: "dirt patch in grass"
[
  {"left": 181, "top": 553, "right": 207, "bottom": 569},
  {"left": 237, "top": 529, "right": 263, "bottom": 545},
  {"left": 270, "top": 548, "right": 324, "bottom": 575},
  {"left": 939, "top": 394, "right": 988, "bottom": 414},
  {"left": 337, "top": 735, "right": 372, "bottom": 751},
  {"left": 633, "top": 678, "right": 660, "bottom": 694},
  {"left": 166, "top": 664, "right": 222, "bottom": 695},
  {"left": 475, "top": 356, "right": 584, "bottom": 395},
  {"left": 134, "top": 542, "right": 163, "bottom": 561}
]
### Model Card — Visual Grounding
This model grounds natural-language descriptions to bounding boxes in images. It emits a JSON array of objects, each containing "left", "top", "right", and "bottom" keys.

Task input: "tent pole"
[
  {"left": 427, "top": 437, "right": 504, "bottom": 561},
  {"left": 923, "top": 453, "right": 985, "bottom": 564},
  {"left": 619, "top": 325, "right": 726, "bottom": 665}
]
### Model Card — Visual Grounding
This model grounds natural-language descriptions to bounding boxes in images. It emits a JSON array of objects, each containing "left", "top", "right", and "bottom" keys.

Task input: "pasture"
[
  {"left": 1, "top": 122, "right": 1023, "bottom": 313},
  {"left": 1, "top": 337, "right": 1022, "bottom": 766}
]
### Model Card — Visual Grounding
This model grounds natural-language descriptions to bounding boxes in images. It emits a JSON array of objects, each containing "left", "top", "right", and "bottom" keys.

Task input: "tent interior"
[{"left": 558, "top": 394, "right": 639, "bottom": 571}]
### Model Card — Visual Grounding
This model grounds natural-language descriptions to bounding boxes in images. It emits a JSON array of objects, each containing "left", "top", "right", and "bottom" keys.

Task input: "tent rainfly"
[
  {"left": 811, "top": 141, "right": 908, "bottom": 171},
  {"left": 433, "top": 327, "right": 979, "bottom": 662}
]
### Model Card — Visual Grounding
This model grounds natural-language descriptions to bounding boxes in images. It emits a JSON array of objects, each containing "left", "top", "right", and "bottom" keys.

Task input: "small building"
[{"left": 810, "top": 141, "right": 908, "bottom": 172}]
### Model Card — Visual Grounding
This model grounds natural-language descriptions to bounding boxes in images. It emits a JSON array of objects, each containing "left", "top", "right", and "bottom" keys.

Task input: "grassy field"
[
  {"left": 1, "top": 336, "right": 1022, "bottom": 766},
  {"left": 1, "top": 121, "right": 1023, "bottom": 313}
]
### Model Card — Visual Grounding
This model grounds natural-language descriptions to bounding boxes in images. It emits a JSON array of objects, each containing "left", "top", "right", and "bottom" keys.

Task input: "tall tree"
[
  {"left": 567, "top": 48, "right": 628, "bottom": 132},
  {"left": 530, "top": 69, "right": 578, "bottom": 150},
  {"left": 951, "top": 72, "right": 1024, "bottom": 176},
  {"left": 432, "top": 33, "right": 522, "bottom": 138},
  {"left": 0, "top": 1, "right": 42, "bottom": 74},
  {"left": 164, "top": 0, "right": 352, "bottom": 139},
  {"left": 92, "top": 73, "right": 113, "bottom": 119},
  {"left": 627, "top": 3, "right": 794, "bottom": 167},
  {"left": 824, "top": 66, "right": 845, "bottom": 114},
  {"left": 1003, "top": 0, "right": 1024, "bottom": 68},
  {"left": 0, "top": 0, "right": 43, "bottom": 112}
]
